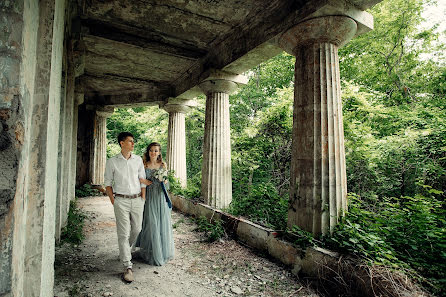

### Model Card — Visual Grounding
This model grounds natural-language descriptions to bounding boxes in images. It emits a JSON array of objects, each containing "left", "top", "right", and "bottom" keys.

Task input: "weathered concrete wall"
[
  {"left": 1, "top": 0, "right": 66, "bottom": 295},
  {"left": 0, "top": 0, "right": 33, "bottom": 294}
]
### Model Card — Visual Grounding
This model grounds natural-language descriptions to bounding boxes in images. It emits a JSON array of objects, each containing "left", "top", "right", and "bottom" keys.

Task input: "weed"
[
  {"left": 67, "top": 283, "right": 85, "bottom": 297},
  {"left": 60, "top": 199, "right": 86, "bottom": 245},
  {"left": 194, "top": 216, "right": 225, "bottom": 242},
  {"left": 288, "top": 226, "right": 315, "bottom": 249},
  {"left": 172, "top": 218, "right": 184, "bottom": 229},
  {"left": 75, "top": 184, "right": 101, "bottom": 198}
]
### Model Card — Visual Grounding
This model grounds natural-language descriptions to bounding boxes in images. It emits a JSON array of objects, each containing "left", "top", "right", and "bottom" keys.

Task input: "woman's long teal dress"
[{"left": 135, "top": 168, "right": 174, "bottom": 266}]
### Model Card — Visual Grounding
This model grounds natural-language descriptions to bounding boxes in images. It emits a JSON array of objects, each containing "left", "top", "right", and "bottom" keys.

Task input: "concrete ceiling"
[{"left": 76, "top": 0, "right": 378, "bottom": 107}]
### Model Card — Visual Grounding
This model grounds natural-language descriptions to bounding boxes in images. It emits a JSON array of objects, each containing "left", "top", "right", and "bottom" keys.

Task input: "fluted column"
[
  {"left": 91, "top": 109, "right": 113, "bottom": 185},
  {"left": 199, "top": 80, "right": 238, "bottom": 209},
  {"left": 163, "top": 103, "right": 190, "bottom": 187},
  {"left": 279, "top": 16, "right": 357, "bottom": 235}
]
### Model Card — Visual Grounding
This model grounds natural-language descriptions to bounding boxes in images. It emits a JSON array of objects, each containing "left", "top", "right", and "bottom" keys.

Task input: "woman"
[{"left": 135, "top": 142, "right": 174, "bottom": 266}]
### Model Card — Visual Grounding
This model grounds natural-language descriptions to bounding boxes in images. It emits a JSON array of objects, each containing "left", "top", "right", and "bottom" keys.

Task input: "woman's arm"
[{"left": 139, "top": 178, "right": 153, "bottom": 186}]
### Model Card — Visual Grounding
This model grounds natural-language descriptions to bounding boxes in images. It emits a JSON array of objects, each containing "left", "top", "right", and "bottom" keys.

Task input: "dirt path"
[{"left": 54, "top": 196, "right": 319, "bottom": 297}]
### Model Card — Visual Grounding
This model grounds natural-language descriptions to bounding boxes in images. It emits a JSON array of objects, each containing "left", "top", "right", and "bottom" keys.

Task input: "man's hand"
[
  {"left": 105, "top": 186, "right": 115, "bottom": 205},
  {"left": 141, "top": 188, "right": 146, "bottom": 200}
]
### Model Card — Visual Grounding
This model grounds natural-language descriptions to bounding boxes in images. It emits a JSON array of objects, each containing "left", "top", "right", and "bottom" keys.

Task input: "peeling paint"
[
  {"left": 14, "top": 122, "right": 24, "bottom": 146},
  {"left": 0, "top": 109, "right": 10, "bottom": 121}
]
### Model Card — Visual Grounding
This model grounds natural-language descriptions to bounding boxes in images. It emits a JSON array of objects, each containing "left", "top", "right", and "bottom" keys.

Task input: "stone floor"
[{"left": 54, "top": 196, "right": 320, "bottom": 297}]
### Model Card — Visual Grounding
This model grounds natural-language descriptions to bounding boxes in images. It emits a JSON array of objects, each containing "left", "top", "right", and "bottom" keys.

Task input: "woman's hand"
[{"left": 139, "top": 178, "right": 153, "bottom": 186}]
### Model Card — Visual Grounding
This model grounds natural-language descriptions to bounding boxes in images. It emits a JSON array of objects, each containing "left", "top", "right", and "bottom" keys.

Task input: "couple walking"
[{"left": 104, "top": 132, "right": 174, "bottom": 283}]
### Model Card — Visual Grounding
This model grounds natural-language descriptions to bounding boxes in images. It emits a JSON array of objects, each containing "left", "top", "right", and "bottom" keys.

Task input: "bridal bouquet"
[
  {"left": 154, "top": 167, "right": 172, "bottom": 209},
  {"left": 154, "top": 167, "right": 169, "bottom": 182}
]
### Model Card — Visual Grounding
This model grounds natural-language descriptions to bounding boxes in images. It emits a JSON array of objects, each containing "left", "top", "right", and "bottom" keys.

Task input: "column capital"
[
  {"left": 96, "top": 107, "right": 114, "bottom": 118},
  {"left": 163, "top": 103, "right": 191, "bottom": 114},
  {"left": 199, "top": 80, "right": 238, "bottom": 95},
  {"left": 162, "top": 97, "right": 196, "bottom": 114},
  {"left": 75, "top": 92, "right": 84, "bottom": 106},
  {"left": 198, "top": 69, "right": 248, "bottom": 95},
  {"left": 278, "top": 16, "right": 357, "bottom": 55}
]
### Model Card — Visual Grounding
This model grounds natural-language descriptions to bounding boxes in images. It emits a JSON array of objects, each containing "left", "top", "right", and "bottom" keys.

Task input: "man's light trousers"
[{"left": 113, "top": 196, "right": 145, "bottom": 269}]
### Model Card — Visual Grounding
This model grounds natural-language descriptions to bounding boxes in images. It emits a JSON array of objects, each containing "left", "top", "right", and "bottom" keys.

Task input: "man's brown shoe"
[{"left": 123, "top": 268, "right": 134, "bottom": 283}]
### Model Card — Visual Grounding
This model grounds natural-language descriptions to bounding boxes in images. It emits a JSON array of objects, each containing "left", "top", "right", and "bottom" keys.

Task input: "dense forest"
[{"left": 106, "top": 0, "right": 445, "bottom": 294}]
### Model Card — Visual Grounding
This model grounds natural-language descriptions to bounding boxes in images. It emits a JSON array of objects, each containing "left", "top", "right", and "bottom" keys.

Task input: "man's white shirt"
[{"left": 104, "top": 153, "right": 146, "bottom": 195}]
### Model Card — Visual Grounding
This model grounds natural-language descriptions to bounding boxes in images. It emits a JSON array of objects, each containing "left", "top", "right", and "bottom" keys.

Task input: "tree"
[{"left": 340, "top": 0, "right": 442, "bottom": 105}]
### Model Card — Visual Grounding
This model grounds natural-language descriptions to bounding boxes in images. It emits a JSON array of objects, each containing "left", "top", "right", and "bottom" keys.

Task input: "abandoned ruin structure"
[{"left": 1, "top": 0, "right": 380, "bottom": 295}]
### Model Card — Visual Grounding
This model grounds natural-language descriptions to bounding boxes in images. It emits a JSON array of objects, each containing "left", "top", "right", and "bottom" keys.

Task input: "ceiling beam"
[
  {"left": 173, "top": 0, "right": 322, "bottom": 96},
  {"left": 81, "top": 73, "right": 173, "bottom": 104},
  {"left": 81, "top": 19, "right": 207, "bottom": 59}
]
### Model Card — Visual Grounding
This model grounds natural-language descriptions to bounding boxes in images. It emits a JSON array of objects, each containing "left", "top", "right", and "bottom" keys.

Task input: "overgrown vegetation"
[
  {"left": 75, "top": 184, "right": 102, "bottom": 198},
  {"left": 194, "top": 216, "right": 226, "bottom": 242},
  {"left": 324, "top": 192, "right": 445, "bottom": 294},
  {"left": 289, "top": 190, "right": 445, "bottom": 295},
  {"left": 106, "top": 0, "right": 445, "bottom": 294},
  {"left": 60, "top": 200, "right": 87, "bottom": 245}
]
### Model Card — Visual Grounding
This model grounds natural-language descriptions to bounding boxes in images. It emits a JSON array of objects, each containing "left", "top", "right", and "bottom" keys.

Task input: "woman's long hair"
[{"left": 143, "top": 142, "right": 166, "bottom": 168}]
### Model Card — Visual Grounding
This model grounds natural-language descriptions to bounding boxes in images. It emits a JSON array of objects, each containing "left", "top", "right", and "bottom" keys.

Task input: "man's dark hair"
[{"left": 117, "top": 132, "right": 134, "bottom": 147}]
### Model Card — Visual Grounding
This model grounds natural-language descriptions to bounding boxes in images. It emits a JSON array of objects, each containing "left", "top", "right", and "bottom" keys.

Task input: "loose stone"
[{"left": 231, "top": 286, "right": 243, "bottom": 295}]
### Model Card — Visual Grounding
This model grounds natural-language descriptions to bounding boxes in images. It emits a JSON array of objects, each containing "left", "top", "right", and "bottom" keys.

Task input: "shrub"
[
  {"left": 168, "top": 172, "right": 201, "bottom": 200},
  {"left": 229, "top": 182, "right": 288, "bottom": 230}
]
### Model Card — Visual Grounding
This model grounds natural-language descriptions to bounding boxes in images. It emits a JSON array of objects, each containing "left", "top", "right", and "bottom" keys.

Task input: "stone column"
[
  {"left": 163, "top": 103, "right": 191, "bottom": 187},
  {"left": 199, "top": 80, "right": 238, "bottom": 209},
  {"left": 55, "top": 41, "right": 77, "bottom": 241},
  {"left": 91, "top": 108, "right": 113, "bottom": 185},
  {"left": 278, "top": 16, "right": 357, "bottom": 235},
  {"left": 69, "top": 92, "right": 84, "bottom": 200},
  {"left": 22, "top": 0, "right": 66, "bottom": 296}
]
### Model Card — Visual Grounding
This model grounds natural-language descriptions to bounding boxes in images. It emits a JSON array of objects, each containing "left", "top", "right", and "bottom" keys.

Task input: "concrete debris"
[{"left": 230, "top": 286, "right": 243, "bottom": 295}]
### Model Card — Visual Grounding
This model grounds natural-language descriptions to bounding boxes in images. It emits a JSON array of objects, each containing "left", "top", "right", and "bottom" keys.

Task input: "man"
[{"left": 104, "top": 132, "right": 146, "bottom": 283}]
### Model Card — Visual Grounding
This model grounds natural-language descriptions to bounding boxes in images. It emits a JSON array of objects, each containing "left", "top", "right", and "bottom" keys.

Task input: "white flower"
[{"left": 154, "top": 168, "right": 168, "bottom": 182}]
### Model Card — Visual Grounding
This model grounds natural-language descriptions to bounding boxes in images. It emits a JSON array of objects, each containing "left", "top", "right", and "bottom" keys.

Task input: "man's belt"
[{"left": 114, "top": 193, "right": 141, "bottom": 199}]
